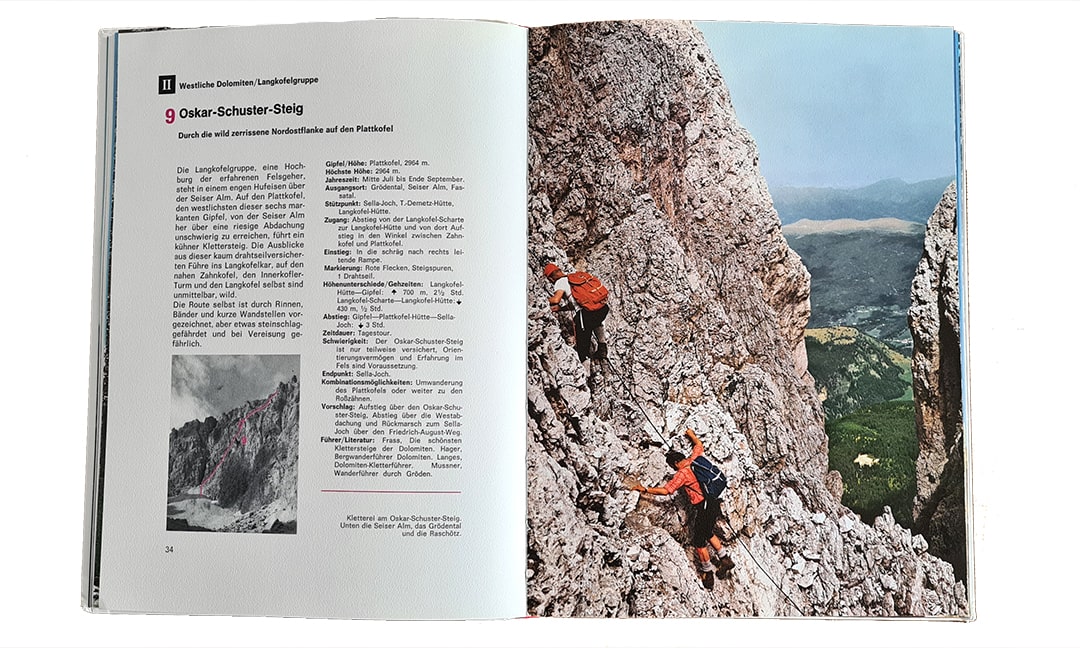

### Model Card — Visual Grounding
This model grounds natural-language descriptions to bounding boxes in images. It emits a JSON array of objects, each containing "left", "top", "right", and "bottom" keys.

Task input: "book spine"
[{"left": 82, "top": 28, "right": 120, "bottom": 612}]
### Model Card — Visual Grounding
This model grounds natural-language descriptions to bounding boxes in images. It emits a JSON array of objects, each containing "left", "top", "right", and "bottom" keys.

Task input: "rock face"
[
  {"left": 167, "top": 376, "right": 300, "bottom": 532},
  {"left": 909, "top": 183, "right": 967, "bottom": 582},
  {"left": 526, "top": 21, "right": 967, "bottom": 617}
]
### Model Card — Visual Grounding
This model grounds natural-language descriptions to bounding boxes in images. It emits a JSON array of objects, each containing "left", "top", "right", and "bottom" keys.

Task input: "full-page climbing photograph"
[{"left": 525, "top": 20, "right": 968, "bottom": 617}]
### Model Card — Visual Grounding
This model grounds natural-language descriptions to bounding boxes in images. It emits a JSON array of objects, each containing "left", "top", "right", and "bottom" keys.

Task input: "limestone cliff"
[
  {"left": 526, "top": 21, "right": 967, "bottom": 617},
  {"left": 167, "top": 376, "right": 299, "bottom": 533},
  {"left": 909, "top": 183, "right": 967, "bottom": 582}
]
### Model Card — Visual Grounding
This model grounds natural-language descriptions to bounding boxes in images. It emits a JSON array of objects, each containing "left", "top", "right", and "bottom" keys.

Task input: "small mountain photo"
[{"left": 167, "top": 354, "right": 299, "bottom": 534}]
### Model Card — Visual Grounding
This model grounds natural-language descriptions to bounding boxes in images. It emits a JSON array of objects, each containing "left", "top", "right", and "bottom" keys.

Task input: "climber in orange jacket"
[
  {"left": 631, "top": 428, "right": 735, "bottom": 589},
  {"left": 544, "top": 263, "right": 609, "bottom": 363}
]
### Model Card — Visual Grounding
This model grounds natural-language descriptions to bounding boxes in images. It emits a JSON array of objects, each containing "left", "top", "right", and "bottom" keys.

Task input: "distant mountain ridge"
[
  {"left": 784, "top": 217, "right": 923, "bottom": 237},
  {"left": 773, "top": 177, "right": 954, "bottom": 225},
  {"left": 784, "top": 224, "right": 924, "bottom": 351}
]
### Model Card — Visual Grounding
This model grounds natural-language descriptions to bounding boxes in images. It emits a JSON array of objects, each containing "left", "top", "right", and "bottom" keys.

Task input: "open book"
[{"left": 83, "top": 18, "right": 970, "bottom": 619}]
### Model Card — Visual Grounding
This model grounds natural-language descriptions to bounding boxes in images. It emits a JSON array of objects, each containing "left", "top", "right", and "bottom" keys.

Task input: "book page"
[
  {"left": 525, "top": 20, "right": 967, "bottom": 618},
  {"left": 86, "top": 19, "right": 526, "bottom": 619}
]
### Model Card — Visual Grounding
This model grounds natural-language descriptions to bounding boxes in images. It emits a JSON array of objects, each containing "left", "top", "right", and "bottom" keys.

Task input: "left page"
[{"left": 83, "top": 19, "right": 526, "bottom": 619}]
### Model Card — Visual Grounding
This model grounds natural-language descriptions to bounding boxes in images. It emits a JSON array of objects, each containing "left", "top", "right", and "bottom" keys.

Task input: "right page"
[{"left": 525, "top": 20, "right": 968, "bottom": 618}]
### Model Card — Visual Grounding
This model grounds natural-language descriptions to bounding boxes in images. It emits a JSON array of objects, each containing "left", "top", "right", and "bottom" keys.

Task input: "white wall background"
[{"left": 1, "top": 1, "right": 1073, "bottom": 646}]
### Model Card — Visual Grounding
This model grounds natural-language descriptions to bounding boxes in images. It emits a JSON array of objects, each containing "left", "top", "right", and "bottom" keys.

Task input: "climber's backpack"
[
  {"left": 566, "top": 271, "right": 609, "bottom": 311},
  {"left": 690, "top": 455, "right": 728, "bottom": 501}
]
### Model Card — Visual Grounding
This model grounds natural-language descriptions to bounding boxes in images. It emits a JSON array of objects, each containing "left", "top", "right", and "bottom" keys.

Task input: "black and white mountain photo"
[{"left": 167, "top": 355, "right": 300, "bottom": 533}]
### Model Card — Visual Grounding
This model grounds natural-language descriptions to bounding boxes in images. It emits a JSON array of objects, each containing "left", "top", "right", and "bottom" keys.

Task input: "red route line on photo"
[
  {"left": 321, "top": 490, "right": 462, "bottom": 494},
  {"left": 199, "top": 390, "right": 279, "bottom": 496}
]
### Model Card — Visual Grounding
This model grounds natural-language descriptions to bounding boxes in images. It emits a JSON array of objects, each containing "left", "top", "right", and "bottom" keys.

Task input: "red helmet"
[{"left": 543, "top": 263, "right": 561, "bottom": 279}]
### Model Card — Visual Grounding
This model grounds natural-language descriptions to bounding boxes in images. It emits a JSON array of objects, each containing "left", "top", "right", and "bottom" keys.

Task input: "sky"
[
  {"left": 170, "top": 354, "right": 298, "bottom": 429},
  {"left": 698, "top": 22, "right": 958, "bottom": 189}
]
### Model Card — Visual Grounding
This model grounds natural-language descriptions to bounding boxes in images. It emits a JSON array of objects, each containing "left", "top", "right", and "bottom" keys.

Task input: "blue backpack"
[{"left": 690, "top": 456, "right": 728, "bottom": 500}]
